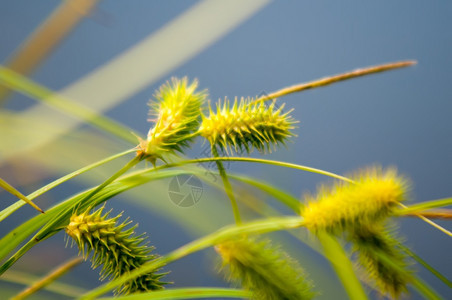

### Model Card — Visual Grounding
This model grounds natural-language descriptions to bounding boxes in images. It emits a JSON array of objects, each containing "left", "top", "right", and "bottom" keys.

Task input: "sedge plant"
[{"left": 1, "top": 60, "right": 451, "bottom": 300}]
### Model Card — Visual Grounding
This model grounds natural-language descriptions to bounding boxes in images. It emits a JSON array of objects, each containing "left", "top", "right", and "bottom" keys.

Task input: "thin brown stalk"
[
  {"left": 402, "top": 209, "right": 452, "bottom": 220},
  {"left": 0, "top": 0, "right": 100, "bottom": 102},
  {"left": 252, "top": 60, "right": 417, "bottom": 104},
  {"left": 11, "top": 257, "right": 83, "bottom": 300}
]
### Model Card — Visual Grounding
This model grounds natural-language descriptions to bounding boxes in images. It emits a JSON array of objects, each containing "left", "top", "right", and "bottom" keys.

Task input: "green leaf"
[
  {"left": 0, "top": 65, "right": 139, "bottom": 144},
  {"left": 0, "top": 177, "right": 43, "bottom": 213},
  {"left": 397, "top": 198, "right": 452, "bottom": 215},
  {"left": 80, "top": 216, "right": 304, "bottom": 299},
  {"left": 0, "top": 169, "right": 189, "bottom": 274},
  {"left": 97, "top": 288, "right": 250, "bottom": 300},
  {"left": 399, "top": 244, "right": 452, "bottom": 288},
  {"left": 0, "top": 149, "right": 135, "bottom": 222},
  {"left": 316, "top": 231, "right": 368, "bottom": 300},
  {"left": 228, "top": 173, "right": 301, "bottom": 212}
]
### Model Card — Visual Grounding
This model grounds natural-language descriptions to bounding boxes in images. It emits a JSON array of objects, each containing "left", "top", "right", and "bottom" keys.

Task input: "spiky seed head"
[
  {"left": 65, "top": 207, "right": 168, "bottom": 295},
  {"left": 349, "top": 224, "right": 412, "bottom": 299},
  {"left": 216, "top": 237, "right": 315, "bottom": 300},
  {"left": 198, "top": 97, "right": 297, "bottom": 155},
  {"left": 138, "top": 77, "right": 207, "bottom": 164},
  {"left": 302, "top": 166, "right": 409, "bottom": 233}
]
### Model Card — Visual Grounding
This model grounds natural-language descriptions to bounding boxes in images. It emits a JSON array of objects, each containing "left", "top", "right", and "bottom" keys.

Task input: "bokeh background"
[{"left": 0, "top": 1, "right": 451, "bottom": 299}]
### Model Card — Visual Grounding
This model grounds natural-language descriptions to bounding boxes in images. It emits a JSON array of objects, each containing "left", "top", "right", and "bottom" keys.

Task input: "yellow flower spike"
[
  {"left": 138, "top": 77, "right": 207, "bottom": 164},
  {"left": 199, "top": 97, "right": 297, "bottom": 155},
  {"left": 216, "top": 237, "right": 315, "bottom": 300},
  {"left": 302, "top": 166, "right": 409, "bottom": 233},
  {"left": 65, "top": 206, "right": 168, "bottom": 295},
  {"left": 349, "top": 224, "right": 412, "bottom": 299}
]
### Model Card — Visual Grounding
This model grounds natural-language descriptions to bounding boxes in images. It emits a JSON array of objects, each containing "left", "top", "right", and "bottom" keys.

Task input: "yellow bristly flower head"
[
  {"left": 138, "top": 77, "right": 206, "bottom": 164},
  {"left": 66, "top": 207, "right": 167, "bottom": 295},
  {"left": 216, "top": 237, "right": 315, "bottom": 300},
  {"left": 349, "top": 225, "right": 412, "bottom": 299},
  {"left": 199, "top": 98, "right": 297, "bottom": 154},
  {"left": 302, "top": 167, "right": 409, "bottom": 233}
]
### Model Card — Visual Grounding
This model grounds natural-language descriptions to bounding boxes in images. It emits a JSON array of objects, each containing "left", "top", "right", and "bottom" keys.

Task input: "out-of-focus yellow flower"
[
  {"left": 216, "top": 237, "right": 314, "bottom": 300},
  {"left": 302, "top": 167, "right": 408, "bottom": 233}
]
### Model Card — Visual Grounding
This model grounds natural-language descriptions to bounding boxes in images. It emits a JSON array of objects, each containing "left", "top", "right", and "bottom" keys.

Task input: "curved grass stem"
[
  {"left": 211, "top": 146, "right": 241, "bottom": 224},
  {"left": 72, "top": 155, "right": 142, "bottom": 211},
  {"left": 0, "top": 148, "right": 136, "bottom": 222},
  {"left": 79, "top": 216, "right": 304, "bottom": 299},
  {"left": 155, "top": 156, "right": 353, "bottom": 183},
  {"left": 398, "top": 203, "right": 452, "bottom": 237}
]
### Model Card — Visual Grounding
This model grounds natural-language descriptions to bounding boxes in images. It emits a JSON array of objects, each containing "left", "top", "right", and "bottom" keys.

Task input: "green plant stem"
[
  {"left": 0, "top": 170, "right": 187, "bottom": 274},
  {"left": 399, "top": 244, "right": 452, "bottom": 288},
  {"left": 11, "top": 257, "right": 83, "bottom": 300},
  {"left": 73, "top": 155, "right": 142, "bottom": 211},
  {"left": 97, "top": 288, "right": 250, "bottom": 300},
  {"left": 316, "top": 231, "right": 369, "bottom": 300},
  {"left": 79, "top": 216, "right": 304, "bottom": 299},
  {"left": 156, "top": 156, "right": 353, "bottom": 183},
  {"left": 396, "top": 198, "right": 452, "bottom": 215},
  {"left": 228, "top": 173, "right": 301, "bottom": 212},
  {"left": 0, "top": 148, "right": 136, "bottom": 222},
  {"left": 211, "top": 146, "right": 241, "bottom": 224},
  {"left": 398, "top": 203, "right": 452, "bottom": 237}
]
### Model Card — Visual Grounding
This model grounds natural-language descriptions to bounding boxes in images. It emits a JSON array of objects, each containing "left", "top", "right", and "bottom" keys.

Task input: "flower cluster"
[
  {"left": 349, "top": 225, "right": 411, "bottom": 298},
  {"left": 65, "top": 207, "right": 167, "bottom": 295},
  {"left": 302, "top": 167, "right": 408, "bottom": 233},
  {"left": 216, "top": 237, "right": 314, "bottom": 300},
  {"left": 301, "top": 166, "right": 412, "bottom": 298},
  {"left": 138, "top": 77, "right": 206, "bottom": 164},
  {"left": 199, "top": 98, "right": 296, "bottom": 154}
]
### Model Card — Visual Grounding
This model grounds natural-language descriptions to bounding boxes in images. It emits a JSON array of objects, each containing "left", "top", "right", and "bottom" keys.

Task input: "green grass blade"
[
  {"left": 0, "top": 148, "right": 135, "bottom": 222},
  {"left": 0, "top": 66, "right": 139, "bottom": 144},
  {"left": 397, "top": 198, "right": 452, "bottom": 215},
  {"left": 98, "top": 288, "right": 250, "bottom": 300},
  {"left": 0, "top": 177, "right": 43, "bottom": 213},
  {"left": 157, "top": 156, "right": 352, "bottom": 182},
  {"left": 399, "top": 244, "right": 452, "bottom": 288},
  {"left": 0, "top": 169, "right": 188, "bottom": 274},
  {"left": 80, "top": 216, "right": 304, "bottom": 299},
  {"left": 316, "top": 231, "right": 368, "bottom": 300},
  {"left": 228, "top": 173, "right": 302, "bottom": 212}
]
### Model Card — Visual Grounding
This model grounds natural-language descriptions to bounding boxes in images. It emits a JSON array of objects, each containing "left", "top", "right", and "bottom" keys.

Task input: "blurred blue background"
[{"left": 1, "top": 1, "right": 451, "bottom": 299}]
